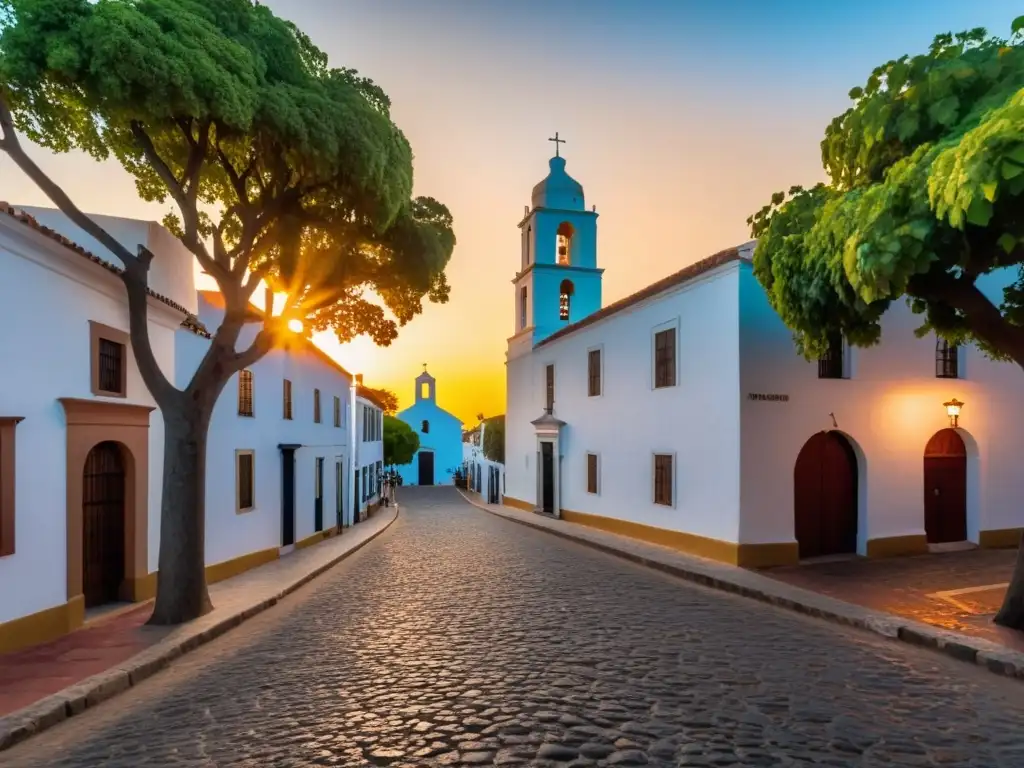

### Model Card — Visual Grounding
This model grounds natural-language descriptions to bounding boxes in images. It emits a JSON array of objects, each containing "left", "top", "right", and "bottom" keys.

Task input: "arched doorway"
[
  {"left": 793, "top": 431, "right": 858, "bottom": 559},
  {"left": 82, "top": 441, "right": 126, "bottom": 608},
  {"left": 924, "top": 429, "right": 967, "bottom": 544}
]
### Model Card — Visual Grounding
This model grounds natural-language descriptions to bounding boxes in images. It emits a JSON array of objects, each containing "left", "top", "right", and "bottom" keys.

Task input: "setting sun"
[{"left": 287, "top": 319, "right": 304, "bottom": 333}]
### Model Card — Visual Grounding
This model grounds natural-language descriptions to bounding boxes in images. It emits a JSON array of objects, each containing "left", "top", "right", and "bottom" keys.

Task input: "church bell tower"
[{"left": 513, "top": 134, "right": 603, "bottom": 345}]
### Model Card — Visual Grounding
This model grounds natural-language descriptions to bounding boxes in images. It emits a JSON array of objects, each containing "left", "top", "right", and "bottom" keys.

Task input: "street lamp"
[{"left": 944, "top": 397, "right": 964, "bottom": 428}]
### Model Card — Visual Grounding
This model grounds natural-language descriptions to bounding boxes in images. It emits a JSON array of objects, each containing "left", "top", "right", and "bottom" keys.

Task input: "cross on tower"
[
  {"left": 422, "top": 362, "right": 428, "bottom": 373},
  {"left": 548, "top": 132, "right": 566, "bottom": 158}
]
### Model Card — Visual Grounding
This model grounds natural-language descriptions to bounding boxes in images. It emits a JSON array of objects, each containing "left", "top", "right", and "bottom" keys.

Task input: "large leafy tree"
[
  {"left": 749, "top": 18, "right": 1024, "bottom": 628},
  {"left": 363, "top": 386, "right": 399, "bottom": 415},
  {"left": 383, "top": 415, "right": 419, "bottom": 467},
  {"left": 483, "top": 414, "right": 505, "bottom": 464},
  {"left": 0, "top": 0, "right": 455, "bottom": 624}
]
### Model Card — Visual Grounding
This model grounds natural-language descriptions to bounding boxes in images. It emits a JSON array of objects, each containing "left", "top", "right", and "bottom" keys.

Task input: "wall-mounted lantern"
[{"left": 944, "top": 397, "right": 964, "bottom": 428}]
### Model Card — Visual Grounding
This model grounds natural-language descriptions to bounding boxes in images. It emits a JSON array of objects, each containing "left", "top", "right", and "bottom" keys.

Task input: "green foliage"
[
  {"left": 483, "top": 414, "right": 505, "bottom": 464},
  {"left": 383, "top": 415, "right": 419, "bottom": 467},
  {"left": 0, "top": 0, "right": 455, "bottom": 346},
  {"left": 363, "top": 386, "right": 398, "bottom": 415},
  {"left": 749, "top": 20, "right": 1024, "bottom": 361}
]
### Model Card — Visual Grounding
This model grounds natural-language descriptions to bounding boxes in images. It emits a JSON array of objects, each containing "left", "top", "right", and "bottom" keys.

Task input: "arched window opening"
[
  {"left": 556, "top": 222, "right": 574, "bottom": 265},
  {"left": 559, "top": 279, "right": 574, "bottom": 321},
  {"left": 422, "top": 420, "right": 430, "bottom": 434},
  {"left": 525, "top": 226, "right": 532, "bottom": 266}
]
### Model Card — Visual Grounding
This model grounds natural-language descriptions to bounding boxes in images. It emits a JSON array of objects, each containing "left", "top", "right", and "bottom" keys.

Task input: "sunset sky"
[{"left": 1, "top": 0, "right": 1019, "bottom": 424}]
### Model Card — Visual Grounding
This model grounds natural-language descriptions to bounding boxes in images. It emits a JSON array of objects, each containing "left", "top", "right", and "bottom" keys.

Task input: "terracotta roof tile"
[
  {"left": 0, "top": 203, "right": 211, "bottom": 338},
  {"left": 535, "top": 246, "right": 744, "bottom": 349},
  {"left": 356, "top": 384, "right": 386, "bottom": 410}
]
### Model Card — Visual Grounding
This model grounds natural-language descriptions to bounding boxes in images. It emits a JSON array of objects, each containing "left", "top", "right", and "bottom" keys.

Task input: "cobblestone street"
[{"left": 4, "top": 488, "right": 1024, "bottom": 768}]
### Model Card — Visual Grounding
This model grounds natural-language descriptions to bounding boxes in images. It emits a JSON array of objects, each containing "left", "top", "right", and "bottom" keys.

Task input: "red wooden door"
[
  {"left": 924, "top": 429, "right": 967, "bottom": 544},
  {"left": 794, "top": 431, "right": 858, "bottom": 559}
]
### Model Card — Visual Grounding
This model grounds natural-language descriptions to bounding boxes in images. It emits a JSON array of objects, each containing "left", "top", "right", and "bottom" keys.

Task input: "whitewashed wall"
[
  {"left": 176, "top": 294, "right": 353, "bottom": 566},
  {"left": 354, "top": 396, "right": 384, "bottom": 515},
  {"left": 0, "top": 218, "right": 176, "bottom": 624},
  {"left": 739, "top": 263, "right": 1024, "bottom": 551},
  {"left": 506, "top": 262, "right": 743, "bottom": 543}
]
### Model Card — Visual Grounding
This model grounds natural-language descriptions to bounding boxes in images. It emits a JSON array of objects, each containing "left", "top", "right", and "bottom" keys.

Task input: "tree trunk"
[
  {"left": 994, "top": 532, "right": 1024, "bottom": 629},
  {"left": 148, "top": 402, "right": 215, "bottom": 625}
]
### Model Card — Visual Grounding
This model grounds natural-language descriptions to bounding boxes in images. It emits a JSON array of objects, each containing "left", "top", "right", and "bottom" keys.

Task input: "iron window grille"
[
  {"left": 654, "top": 454, "right": 673, "bottom": 506},
  {"left": 587, "top": 349, "right": 601, "bottom": 396},
  {"left": 238, "top": 370, "right": 254, "bottom": 417},
  {"left": 97, "top": 338, "right": 125, "bottom": 394},
  {"left": 936, "top": 339, "right": 959, "bottom": 378},
  {"left": 654, "top": 328, "right": 676, "bottom": 388},
  {"left": 817, "top": 335, "right": 845, "bottom": 379}
]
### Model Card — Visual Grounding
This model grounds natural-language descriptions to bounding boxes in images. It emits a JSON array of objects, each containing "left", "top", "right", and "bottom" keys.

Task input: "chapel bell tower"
[{"left": 513, "top": 134, "right": 603, "bottom": 345}]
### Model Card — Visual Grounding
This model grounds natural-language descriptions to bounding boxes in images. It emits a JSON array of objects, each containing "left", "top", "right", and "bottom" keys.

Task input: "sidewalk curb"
[
  {"left": 457, "top": 491, "right": 1024, "bottom": 681},
  {"left": 0, "top": 507, "right": 400, "bottom": 753}
]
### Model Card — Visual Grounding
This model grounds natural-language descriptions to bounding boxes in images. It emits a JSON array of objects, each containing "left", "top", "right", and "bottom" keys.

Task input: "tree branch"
[
  {"left": 230, "top": 327, "right": 276, "bottom": 372},
  {"left": 910, "top": 270, "right": 1024, "bottom": 367},
  {"left": 122, "top": 247, "right": 181, "bottom": 405}
]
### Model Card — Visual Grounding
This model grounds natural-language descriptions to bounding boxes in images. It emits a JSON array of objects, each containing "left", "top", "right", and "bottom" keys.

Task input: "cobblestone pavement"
[{"left": 5, "top": 488, "right": 1024, "bottom": 768}]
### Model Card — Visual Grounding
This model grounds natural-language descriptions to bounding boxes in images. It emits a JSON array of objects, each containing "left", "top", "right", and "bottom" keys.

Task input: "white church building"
[
  {"left": 505, "top": 152, "right": 1024, "bottom": 568},
  {"left": 0, "top": 205, "right": 384, "bottom": 655}
]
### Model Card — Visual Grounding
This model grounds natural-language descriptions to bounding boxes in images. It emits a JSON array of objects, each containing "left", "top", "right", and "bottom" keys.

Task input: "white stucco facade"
[
  {"left": 505, "top": 156, "right": 1024, "bottom": 567},
  {"left": 354, "top": 387, "right": 385, "bottom": 520},
  {"left": 0, "top": 206, "right": 385, "bottom": 652}
]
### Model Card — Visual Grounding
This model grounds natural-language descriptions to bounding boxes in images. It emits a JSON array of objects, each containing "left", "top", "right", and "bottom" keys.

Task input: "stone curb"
[
  {"left": 0, "top": 507, "right": 400, "bottom": 753},
  {"left": 457, "top": 491, "right": 1024, "bottom": 681}
]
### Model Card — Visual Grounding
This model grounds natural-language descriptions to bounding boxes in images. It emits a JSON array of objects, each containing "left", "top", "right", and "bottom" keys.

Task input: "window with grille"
[
  {"left": 283, "top": 379, "right": 293, "bottom": 420},
  {"left": 588, "top": 349, "right": 601, "bottom": 397},
  {"left": 97, "top": 338, "right": 125, "bottom": 394},
  {"left": 653, "top": 328, "right": 676, "bottom": 388},
  {"left": 313, "top": 388, "right": 321, "bottom": 423},
  {"left": 936, "top": 338, "right": 959, "bottom": 378},
  {"left": 818, "top": 334, "right": 845, "bottom": 379},
  {"left": 654, "top": 454, "right": 673, "bottom": 506},
  {"left": 236, "top": 451, "right": 255, "bottom": 512},
  {"left": 237, "top": 370, "right": 254, "bottom": 417},
  {"left": 334, "top": 396, "right": 341, "bottom": 427},
  {"left": 587, "top": 453, "right": 599, "bottom": 494}
]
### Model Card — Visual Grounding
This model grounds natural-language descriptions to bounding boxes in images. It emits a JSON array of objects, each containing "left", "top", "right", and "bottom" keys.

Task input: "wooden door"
[
  {"left": 335, "top": 460, "right": 344, "bottom": 530},
  {"left": 541, "top": 442, "right": 554, "bottom": 514},
  {"left": 418, "top": 451, "right": 434, "bottom": 486},
  {"left": 794, "top": 431, "right": 858, "bottom": 559},
  {"left": 281, "top": 448, "right": 296, "bottom": 546},
  {"left": 82, "top": 442, "right": 125, "bottom": 608},
  {"left": 314, "top": 457, "right": 324, "bottom": 532},
  {"left": 924, "top": 429, "right": 967, "bottom": 543}
]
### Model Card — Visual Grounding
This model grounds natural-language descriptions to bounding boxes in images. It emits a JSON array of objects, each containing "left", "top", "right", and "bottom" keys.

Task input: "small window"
[
  {"left": 334, "top": 396, "right": 342, "bottom": 427},
  {"left": 90, "top": 321, "right": 130, "bottom": 398},
  {"left": 587, "top": 349, "right": 602, "bottom": 397},
  {"left": 236, "top": 450, "right": 255, "bottom": 513},
  {"left": 818, "top": 334, "right": 846, "bottom": 379},
  {"left": 586, "top": 453, "right": 599, "bottom": 495},
  {"left": 520, "top": 286, "right": 528, "bottom": 331},
  {"left": 654, "top": 454, "right": 673, "bottom": 507},
  {"left": 0, "top": 417, "right": 23, "bottom": 557},
  {"left": 422, "top": 419, "right": 430, "bottom": 434},
  {"left": 936, "top": 338, "right": 959, "bottom": 379},
  {"left": 545, "top": 364, "right": 555, "bottom": 412},
  {"left": 313, "top": 388, "right": 322, "bottom": 423},
  {"left": 559, "top": 279, "right": 574, "bottom": 321},
  {"left": 238, "top": 370, "right": 254, "bottom": 417},
  {"left": 653, "top": 328, "right": 676, "bottom": 388},
  {"left": 283, "top": 379, "right": 293, "bottom": 420}
]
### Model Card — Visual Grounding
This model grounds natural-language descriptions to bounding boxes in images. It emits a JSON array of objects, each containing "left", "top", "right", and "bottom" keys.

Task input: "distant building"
[
  {"left": 504, "top": 149, "right": 1024, "bottom": 568},
  {"left": 395, "top": 369, "right": 462, "bottom": 486}
]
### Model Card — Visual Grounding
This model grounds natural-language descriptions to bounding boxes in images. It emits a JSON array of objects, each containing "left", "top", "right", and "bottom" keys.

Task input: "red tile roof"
[
  {"left": 0, "top": 203, "right": 210, "bottom": 338},
  {"left": 357, "top": 384, "right": 387, "bottom": 410},
  {"left": 535, "top": 246, "right": 744, "bottom": 348}
]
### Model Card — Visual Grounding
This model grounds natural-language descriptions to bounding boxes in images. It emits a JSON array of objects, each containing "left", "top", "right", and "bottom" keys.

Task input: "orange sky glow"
[{"left": 1, "top": 0, "right": 1018, "bottom": 425}]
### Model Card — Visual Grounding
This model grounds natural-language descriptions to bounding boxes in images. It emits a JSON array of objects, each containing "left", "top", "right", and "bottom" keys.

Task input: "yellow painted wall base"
[
  {"left": 979, "top": 528, "right": 1023, "bottom": 549},
  {"left": 295, "top": 526, "right": 339, "bottom": 551},
  {"left": 503, "top": 495, "right": 533, "bottom": 512},
  {"left": 0, "top": 545, "right": 286, "bottom": 657},
  {"left": 0, "top": 594, "right": 84, "bottom": 656},
  {"left": 560, "top": 508, "right": 797, "bottom": 568},
  {"left": 865, "top": 534, "right": 929, "bottom": 559}
]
